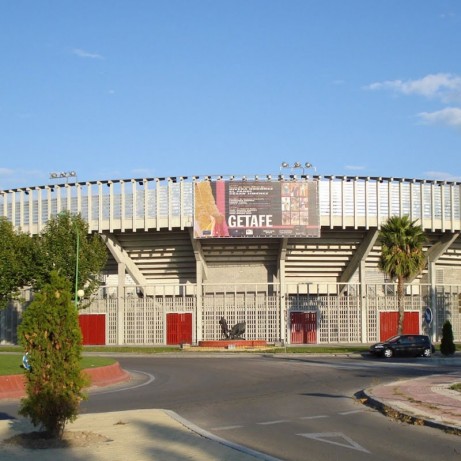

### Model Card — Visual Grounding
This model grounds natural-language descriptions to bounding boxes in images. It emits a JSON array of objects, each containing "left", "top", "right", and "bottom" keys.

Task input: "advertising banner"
[{"left": 194, "top": 180, "right": 320, "bottom": 238}]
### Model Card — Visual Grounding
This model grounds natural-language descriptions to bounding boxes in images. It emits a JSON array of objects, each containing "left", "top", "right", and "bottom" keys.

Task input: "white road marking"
[
  {"left": 299, "top": 415, "right": 329, "bottom": 420},
  {"left": 298, "top": 432, "right": 370, "bottom": 453},
  {"left": 91, "top": 369, "right": 155, "bottom": 395},
  {"left": 338, "top": 410, "right": 364, "bottom": 415},
  {"left": 287, "top": 358, "right": 434, "bottom": 371},
  {"left": 211, "top": 425, "right": 245, "bottom": 431},
  {"left": 257, "top": 420, "right": 290, "bottom": 425},
  {"left": 168, "top": 411, "right": 284, "bottom": 461}
]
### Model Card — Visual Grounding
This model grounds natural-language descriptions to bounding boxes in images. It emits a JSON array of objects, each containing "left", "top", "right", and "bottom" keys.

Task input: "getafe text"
[{"left": 228, "top": 215, "right": 273, "bottom": 227}]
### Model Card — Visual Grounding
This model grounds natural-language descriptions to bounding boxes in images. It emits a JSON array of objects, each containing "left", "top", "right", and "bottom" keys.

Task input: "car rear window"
[{"left": 416, "top": 336, "right": 429, "bottom": 344}]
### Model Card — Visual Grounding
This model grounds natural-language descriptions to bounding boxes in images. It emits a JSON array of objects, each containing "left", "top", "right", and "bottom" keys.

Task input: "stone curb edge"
[
  {"left": 165, "top": 409, "right": 284, "bottom": 461},
  {"left": 355, "top": 389, "right": 461, "bottom": 436}
]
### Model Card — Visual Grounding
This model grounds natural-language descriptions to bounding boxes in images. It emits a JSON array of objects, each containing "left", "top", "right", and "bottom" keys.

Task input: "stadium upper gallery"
[{"left": 1, "top": 169, "right": 461, "bottom": 346}]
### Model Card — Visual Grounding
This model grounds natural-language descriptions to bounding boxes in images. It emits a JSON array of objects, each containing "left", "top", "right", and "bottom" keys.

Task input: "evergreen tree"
[
  {"left": 440, "top": 320, "right": 456, "bottom": 356},
  {"left": 18, "top": 272, "right": 88, "bottom": 438}
]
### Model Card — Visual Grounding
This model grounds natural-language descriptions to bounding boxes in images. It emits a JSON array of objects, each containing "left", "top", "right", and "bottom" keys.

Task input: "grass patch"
[
  {"left": 83, "top": 346, "right": 180, "bottom": 354},
  {"left": 84, "top": 345, "right": 369, "bottom": 354},
  {"left": 271, "top": 346, "right": 368, "bottom": 354},
  {"left": 2, "top": 344, "right": 372, "bottom": 356},
  {"left": 0, "top": 346, "right": 22, "bottom": 353},
  {"left": 0, "top": 343, "right": 370, "bottom": 374},
  {"left": 0, "top": 354, "right": 115, "bottom": 376},
  {"left": 450, "top": 383, "right": 461, "bottom": 393}
]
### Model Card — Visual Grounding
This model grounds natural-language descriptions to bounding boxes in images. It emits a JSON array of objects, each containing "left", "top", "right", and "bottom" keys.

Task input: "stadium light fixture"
[
  {"left": 280, "top": 162, "right": 316, "bottom": 175},
  {"left": 49, "top": 171, "right": 78, "bottom": 183}
]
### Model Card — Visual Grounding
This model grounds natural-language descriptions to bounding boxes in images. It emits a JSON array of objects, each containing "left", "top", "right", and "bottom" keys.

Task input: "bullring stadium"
[{"left": 1, "top": 170, "right": 460, "bottom": 346}]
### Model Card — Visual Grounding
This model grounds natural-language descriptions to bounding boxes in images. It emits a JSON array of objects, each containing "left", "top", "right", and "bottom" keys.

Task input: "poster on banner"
[{"left": 193, "top": 180, "right": 320, "bottom": 238}]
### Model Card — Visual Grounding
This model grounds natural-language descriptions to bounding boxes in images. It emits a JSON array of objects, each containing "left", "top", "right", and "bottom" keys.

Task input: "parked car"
[{"left": 369, "top": 334, "right": 435, "bottom": 358}]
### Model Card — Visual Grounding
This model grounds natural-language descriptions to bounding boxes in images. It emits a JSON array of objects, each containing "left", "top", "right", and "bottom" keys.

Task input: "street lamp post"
[
  {"left": 74, "top": 227, "right": 79, "bottom": 308},
  {"left": 57, "top": 210, "right": 84, "bottom": 307},
  {"left": 74, "top": 225, "right": 85, "bottom": 307}
]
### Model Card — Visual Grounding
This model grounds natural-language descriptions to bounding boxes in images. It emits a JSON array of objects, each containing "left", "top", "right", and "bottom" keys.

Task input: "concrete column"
[
  {"left": 196, "top": 260, "right": 203, "bottom": 343},
  {"left": 279, "top": 239, "right": 288, "bottom": 344},
  {"left": 117, "top": 262, "right": 126, "bottom": 345},
  {"left": 280, "top": 259, "right": 287, "bottom": 344},
  {"left": 359, "top": 260, "right": 368, "bottom": 343},
  {"left": 429, "top": 261, "right": 437, "bottom": 342}
]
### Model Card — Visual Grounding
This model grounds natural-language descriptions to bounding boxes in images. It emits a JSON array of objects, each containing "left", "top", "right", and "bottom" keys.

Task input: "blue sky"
[{"left": 1, "top": 0, "right": 461, "bottom": 190}]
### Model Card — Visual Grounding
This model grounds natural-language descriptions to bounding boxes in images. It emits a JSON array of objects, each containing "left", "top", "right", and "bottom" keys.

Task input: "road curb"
[
  {"left": 0, "top": 361, "right": 130, "bottom": 400},
  {"left": 83, "top": 362, "right": 131, "bottom": 387},
  {"left": 166, "top": 410, "right": 284, "bottom": 461},
  {"left": 0, "top": 374, "right": 26, "bottom": 399},
  {"left": 355, "top": 389, "right": 461, "bottom": 436}
]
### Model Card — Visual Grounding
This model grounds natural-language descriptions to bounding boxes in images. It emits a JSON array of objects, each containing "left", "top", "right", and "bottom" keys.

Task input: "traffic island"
[{"left": 0, "top": 362, "right": 130, "bottom": 399}]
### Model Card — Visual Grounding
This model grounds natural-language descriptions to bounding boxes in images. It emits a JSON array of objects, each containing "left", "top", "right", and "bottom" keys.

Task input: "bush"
[
  {"left": 440, "top": 320, "right": 456, "bottom": 356},
  {"left": 18, "top": 271, "right": 88, "bottom": 438}
]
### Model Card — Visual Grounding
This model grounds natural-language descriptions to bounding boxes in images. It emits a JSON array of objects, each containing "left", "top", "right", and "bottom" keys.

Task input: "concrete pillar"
[
  {"left": 359, "top": 260, "right": 368, "bottom": 343},
  {"left": 196, "top": 259, "right": 203, "bottom": 343},
  {"left": 429, "top": 261, "right": 437, "bottom": 342},
  {"left": 117, "top": 262, "right": 126, "bottom": 345}
]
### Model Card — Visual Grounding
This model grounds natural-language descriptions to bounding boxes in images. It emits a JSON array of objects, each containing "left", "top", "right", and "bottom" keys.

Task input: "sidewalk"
[
  {"left": 0, "top": 408, "right": 283, "bottom": 461},
  {"left": 361, "top": 370, "right": 461, "bottom": 434}
]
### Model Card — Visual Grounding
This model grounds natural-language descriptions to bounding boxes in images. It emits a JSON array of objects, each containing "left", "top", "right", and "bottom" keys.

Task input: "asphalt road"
[{"left": 2, "top": 354, "right": 461, "bottom": 460}]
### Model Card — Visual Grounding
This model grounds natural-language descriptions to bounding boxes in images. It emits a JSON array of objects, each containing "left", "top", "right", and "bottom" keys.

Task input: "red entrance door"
[
  {"left": 290, "top": 312, "right": 317, "bottom": 344},
  {"left": 166, "top": 313, "right": 193, "bottom": 345},
  {"left": 379, "top": 311, "right": 420, "bottom": 341},
  {"left": 79, "top": 314, "right": 106, "bottom": 345}
]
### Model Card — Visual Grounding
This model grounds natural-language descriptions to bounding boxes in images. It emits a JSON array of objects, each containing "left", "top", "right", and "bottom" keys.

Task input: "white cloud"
[
  {"left": 418, "top": 107, "right": 461, "bottom": 128},
  {"left": 73, "top": 48, "right": 104, "bottom": 59},
  {"left": 440, "top": 12, "right": 456, "bottom": 20},
  {"left": 366, "top": 73, "right": 461, "bottom": 103},
  {"left": 344, "top": 165, "right": 366, "bottom": 171},
  {"left": 0, "top": 167, "right": 14, "bottom": 176},
  {"left": 0, "top": 168, "right": 47, "bottom": 190},
  {"left": 130, "top": 168, "right": 157, "bottom": 178},
  {"left": 423, "top": 171, "right": 461, "bottom": 182}
]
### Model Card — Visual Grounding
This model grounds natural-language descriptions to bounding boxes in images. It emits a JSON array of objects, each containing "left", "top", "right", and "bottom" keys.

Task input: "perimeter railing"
[
  {"left": 1, "top": 175, "right": 461, "bottom": 234},
  {"left": 3, "top": 282, "right": 460, "bottom": 345}
]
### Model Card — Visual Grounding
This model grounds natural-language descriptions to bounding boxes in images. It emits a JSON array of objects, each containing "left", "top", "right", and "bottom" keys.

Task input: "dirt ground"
[{"left": 2, "top": 430, "right": 111, "bottom": 449}]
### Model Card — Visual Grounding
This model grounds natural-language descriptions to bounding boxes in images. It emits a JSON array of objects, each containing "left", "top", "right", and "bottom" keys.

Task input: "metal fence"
[{"left": 2, "top": 283, "right": 460, "bottom": 345}]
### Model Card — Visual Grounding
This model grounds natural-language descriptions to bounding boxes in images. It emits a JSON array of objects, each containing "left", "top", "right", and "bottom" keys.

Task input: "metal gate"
[
  {"left": 290, "top": 312, "right": 317, "bottom": 344},
  {"left": 79, "top": 314, "right": 106, "bottom": 345},
  {"left": 379, "top": 311, "right": 420, "bottom": 341},
  {"left": 166, "top": 313, "right": 193, "bottom": 345}
]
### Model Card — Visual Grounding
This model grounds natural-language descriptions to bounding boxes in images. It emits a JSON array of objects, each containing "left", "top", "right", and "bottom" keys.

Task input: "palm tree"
[{"left": 378, "top": 216, "right": 427, "bottom": 335}]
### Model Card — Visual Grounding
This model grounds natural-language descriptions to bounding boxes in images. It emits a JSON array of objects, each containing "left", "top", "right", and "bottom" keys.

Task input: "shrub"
[
  {"left": 440, "top": 320, "right": 456, "bottom": 356},
  {"left": 18, "top": 271, "right": 88, "bottom": 438}
]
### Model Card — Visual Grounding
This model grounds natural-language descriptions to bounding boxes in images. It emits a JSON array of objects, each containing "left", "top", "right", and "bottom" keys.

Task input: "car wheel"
[
  {"left": 422, "top": 348, "right": 431, "bottom": 357},
  {"left": 383, "top": 348, "right": 393, "bottom": 358}
]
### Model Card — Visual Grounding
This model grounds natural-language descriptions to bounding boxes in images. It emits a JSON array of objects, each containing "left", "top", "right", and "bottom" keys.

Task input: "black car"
[{"left": 369, "top": 334, "right": 434, "bottom": 358}]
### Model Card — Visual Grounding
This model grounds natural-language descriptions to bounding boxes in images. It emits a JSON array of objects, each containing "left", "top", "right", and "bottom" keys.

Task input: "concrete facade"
[{"left": 1, "top": 175, "right": 461, "bottom": 345}]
